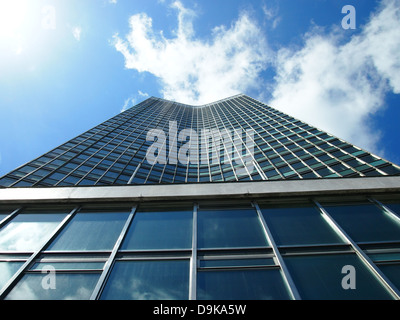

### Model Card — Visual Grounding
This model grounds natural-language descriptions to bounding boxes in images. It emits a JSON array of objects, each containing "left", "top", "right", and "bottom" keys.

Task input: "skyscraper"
[{"left": 0, "top": 94, "right": 400, "bottom": 300}]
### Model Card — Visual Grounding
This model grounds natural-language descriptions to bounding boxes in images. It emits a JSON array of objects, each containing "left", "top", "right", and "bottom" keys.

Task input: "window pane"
[
  {"left": 284, "top": 253, "right": 394, "bottom": 300},
  {"left": 0, "top": 262, "right": 24, "bottom": 289},
  {"left": 47, "top": 210, "right": 130, "bottom": 251},
  {"left": 5, "top": 273, "right": 100, "bottom": 300},
  {"left": 0, "top": 211, "right": 11, "bottom": 222},
  {"left": 31, "top": 262, "right": 105, "bottom": 271},
  {"left": 322, "top": 203, "right": 400, "bottom": 243},
  {"left": 198, "top": 208, "right": 268, "bottom": 249},
  {"left": 197, "top": 268, "right": 291, "bottom": 300},
  {"left": 382, "top": 202, "right": 400, "bottom": 217},
  {"left": 100, "top": 260, "right": 189, "bottom": 300},
  {"left": 260, "top": 204, "right": 344, "bottom": 246},
  {"left": 0, "top": 212, "right": 67, "bottom": 251},
  {"left": 121, "top": 208, "right": 192, "bottom": 250},
  {"left": 376, "top": 264, "right": 400, "bottom": 290},
  {"left": 199, "top": 258, "right": 275, "bottom": 268},
  {"left": 369, "top": 252, "right": 400, "bottom": 262}
]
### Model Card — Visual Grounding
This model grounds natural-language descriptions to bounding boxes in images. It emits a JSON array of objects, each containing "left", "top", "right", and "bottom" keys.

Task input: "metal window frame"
[
  {"left": 90, "top": 205, "right": 137, "bottom": 300},
  {"left": 213, "top": 101, "right": 267, "bottom": 181},
  {"left": 1, "top": 188, "right": 400, "bottom": 300},
  {"left": 252, "top": 201, "right": 301, "bottom": 300},
  {"left": 0, "top": 207, "right": 23, "bottom": 230},
  {"left": 0, "top": 206, "right": 80, "bottom": 299},
  {"left": 189, "top": 203, "right": 198, "bottom": 300},
  {"left": 313, "top": 200, "right": 400, "bottom": 300},
  {"left": 241, "top": 95, "right": 392, "bottom": 177},
  {"left": 130, "top": 101, "right": 182, "bottom": 184}
]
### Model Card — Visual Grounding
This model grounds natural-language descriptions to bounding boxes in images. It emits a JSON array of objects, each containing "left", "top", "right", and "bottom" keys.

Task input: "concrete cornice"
[{"left": 0, "top": 176, "right": 399, "bottom": 204}]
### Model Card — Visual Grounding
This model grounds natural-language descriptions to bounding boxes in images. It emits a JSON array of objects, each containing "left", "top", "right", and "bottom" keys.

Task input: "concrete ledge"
[{"left": 0, "top": 176, "right": 400, "bottom": 204}]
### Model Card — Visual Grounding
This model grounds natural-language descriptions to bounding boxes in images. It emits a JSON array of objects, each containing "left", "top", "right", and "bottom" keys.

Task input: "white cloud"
[
  {"left": 121, "top": 96, "right": 136, "bottom": 112},
  {"left": 121, "top": 91, "right": 150, "bottom": 112},
  {"left": 268, "top": 0, "right": 400, "bottom": 154},
  {"left": 72, "top": 26, "right": 82, "bottom": 41},
  {"left": 138, "top": 90, "right": 149, "bottom": 98},
  {"left": 262, "top": 2, "right": 281, "bottom": 29},
  {"left": 114, "top": 0, "right": 400, "bottom": 156},
  {"left": 113, "top": 0, "right": 271, "bottom": 105}
]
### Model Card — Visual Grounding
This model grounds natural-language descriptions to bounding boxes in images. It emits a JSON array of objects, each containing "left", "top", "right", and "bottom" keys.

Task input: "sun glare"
[
  {"left": 0, "top": 0, "right": 31, "bottom": 54},
  {"left": 0, "top": 0, "right": 29, "bottom": 36}
]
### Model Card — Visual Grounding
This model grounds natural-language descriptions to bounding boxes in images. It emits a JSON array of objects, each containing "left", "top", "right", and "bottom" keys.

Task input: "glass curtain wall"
[
  {"left": 0, "top": 196, "right": 399, "bottom": 300},
  {"left": 1, "top": 95, "right": 399, "bottom": 188}
]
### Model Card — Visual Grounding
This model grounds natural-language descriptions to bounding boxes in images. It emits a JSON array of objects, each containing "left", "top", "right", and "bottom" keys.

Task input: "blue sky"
[{"left": 0, "top": 0, "right": 399, "bottom": 176}]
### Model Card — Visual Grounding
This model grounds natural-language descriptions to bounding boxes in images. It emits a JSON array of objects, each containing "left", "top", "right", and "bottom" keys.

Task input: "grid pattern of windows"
[
  {"left": 1, "top": 94, "right": 399, "bottom": 187},
  {"left": 1, "top": 195, "right": 400, "bottom": 300}
]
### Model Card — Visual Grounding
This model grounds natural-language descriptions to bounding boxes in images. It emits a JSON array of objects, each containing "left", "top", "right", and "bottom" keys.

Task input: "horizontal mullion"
[{"left": 198, "top": 265, "right": 280, "bottom": 271}]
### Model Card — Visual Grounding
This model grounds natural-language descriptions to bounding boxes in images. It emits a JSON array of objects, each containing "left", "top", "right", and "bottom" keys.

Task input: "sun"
[
  {"left": 0, "top": 0, "right": 29, "bottom": 36},
  {"left": 0, "top": 0, "right": 31, "bottom": 54}
]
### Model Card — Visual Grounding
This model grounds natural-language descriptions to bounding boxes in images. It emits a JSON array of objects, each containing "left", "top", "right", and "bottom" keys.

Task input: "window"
[
  {"left": 0, "top": 261, "right": 24, "bottom": 290},
  {"left": 283, "top": 253, "right": 394, "bottom": 300},
  {"left": 47, "top": 209, "right": 131, "bottom": 251},
  {"left": 196, "top": 248, "right": 289, "bottom": 300},
  {"left": 376, "top": 264, "right": 400, "bottom": 290},
  {"left": 100, "top": 260, "right": 189, "bottom": 300},
  {"left": 322, "top": 203, "right": 400, "bottom": 243},
  {"left": 121, "top": 206, "right": 193, "bottom": 250},
  {"left": 378, "top": 164, "right": 400, "bottom": 175},
  {"left": 260, "top": 204, "right": 344, "bottom": 246},
  {"left": 367, "top": 248, "right": 400, "bottom": 290},
  {"left": 5, "top": 261, "right": 101, "bottom": 300},
  {"left": 0, "top": 210, "right": 67, "bottom": 252},
  {"left": 382, "top": 202, "right": 400, "bottom": 217},
  {"left": 197, "top": 268, "right": 290, "bottom": 300},
  {"left": 197, "top": 206, "right": 268, "bottom": 249},
  {"left": 0, "top": 210, "right": 11, "bottom": 223}
]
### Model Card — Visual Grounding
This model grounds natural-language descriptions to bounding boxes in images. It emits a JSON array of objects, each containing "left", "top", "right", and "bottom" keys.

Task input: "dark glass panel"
[
  {"left": 376, "top": 264, "right": 400, "bottom": 291},
  {"left": 5, "top": 273, "right": 100, "bottom": 300},
  {"left": 47, "top": 209, "right": 130, "bottom": 251},
  {"left": 199, "top": 258, "right": 275, "bottom": 268},
  {"left": 197, "top": 268, "right": 291, "bottom": 300},
  {"left": 284, "top": 253, "right": 393, "bottom": 300},
  {"left": 0, "top": 261, "right": 24, "bottom": 289},
  {"left": 197, "top": 208, "right": 268, "bottom": 249},
  {"left": 121, "top": 207, "right": 192, "bottom": 250},
  {"left": 322, "top": 203, "right": 400, "bottom": 243},
  {"left": 260, "top": 204, "right": 344, "bottom": 246},
  {"left": 100, "top": 260, "right": 189, "bottom": 300},
  {"left": 0, "top": 211, "right": 67, "bottom": 252}
]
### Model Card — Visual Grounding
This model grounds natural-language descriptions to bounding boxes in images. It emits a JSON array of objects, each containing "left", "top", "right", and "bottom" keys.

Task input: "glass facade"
[
  {"left": 0, "top": 95, "right": 399, "bottom": 188},
  {"left": 0, "top": 196, "right": 399, "bottom": 300},
  {"left": 0, "top": 95, "right": 399, "bottom": 300}
]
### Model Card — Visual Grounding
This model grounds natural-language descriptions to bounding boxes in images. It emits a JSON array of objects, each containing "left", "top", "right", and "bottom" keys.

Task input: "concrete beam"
[{"left": 0, "top": 176, "right": 399, "bottom": 204}]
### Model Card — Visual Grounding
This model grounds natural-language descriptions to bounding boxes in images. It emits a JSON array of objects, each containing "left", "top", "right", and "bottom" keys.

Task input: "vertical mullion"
[
  {"left": 368, "top": 197, "right": 400, "bottom": 225},
  {"left": 126, "top": 100, "right": 175, "bottom": 184},
  {"left": 90, "top": 205, "right": 137, "bottom": 300},
  {"left": 0, "top": 206, "right": 80, "bottom": 299},
  {"left": 189, "top": 203, "right": 198, "bottom": 300},
  {"left": 252, "top": 201, "right": 301, "bottom": 300},
  {"left": 184, "top": 105, "right": 196, "bottom": 183},
  {"left": 144, "top": 101, "right": 181, "bottom": 184},
  {"left": 313, "top": 200, "right": 400, "bottom": 300},
  {"left": 0, "top": 207, "right": 23, "bottom": 229}
]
